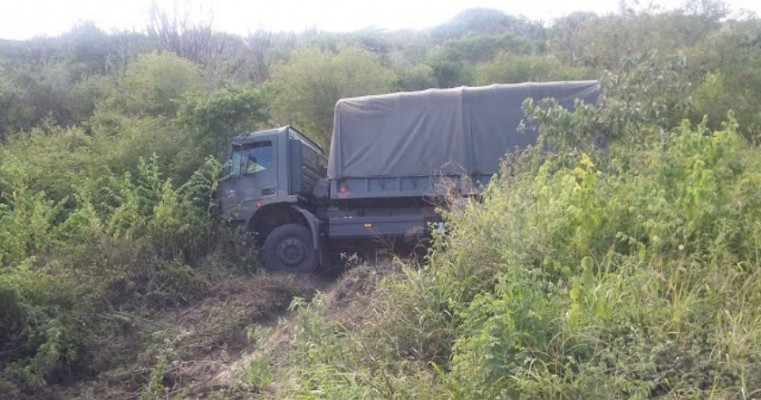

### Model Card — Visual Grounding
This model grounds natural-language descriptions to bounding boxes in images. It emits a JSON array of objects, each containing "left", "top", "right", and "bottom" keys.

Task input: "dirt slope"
[
  {"left": 35, "top": 273, "right": 318, "bottom": 399},
  {"left": 37, "top": 264, "right": 383, "bottom": 399}
]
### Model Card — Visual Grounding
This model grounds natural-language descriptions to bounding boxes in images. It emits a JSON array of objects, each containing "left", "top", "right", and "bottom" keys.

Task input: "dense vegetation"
[
  {"left": 265, "top": 94, "right": 761, "bottom": 399},
  {"left": 1, "top": 1, "right": 760, "bottom": 397}
]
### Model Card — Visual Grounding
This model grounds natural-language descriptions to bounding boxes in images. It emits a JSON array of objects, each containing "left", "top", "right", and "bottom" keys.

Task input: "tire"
[{"left": 263, "top": 224, "right": 318, "bottom": 273}]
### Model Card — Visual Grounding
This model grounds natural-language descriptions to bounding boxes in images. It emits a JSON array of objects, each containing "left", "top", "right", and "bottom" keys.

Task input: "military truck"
[{"left": 216, "top": 81, "right": 599, "bottom": 272}]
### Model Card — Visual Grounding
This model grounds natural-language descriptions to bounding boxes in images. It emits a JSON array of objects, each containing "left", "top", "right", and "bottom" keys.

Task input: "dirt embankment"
[{"left": 46, "top": 263, "right": 385, "bottom": 400}]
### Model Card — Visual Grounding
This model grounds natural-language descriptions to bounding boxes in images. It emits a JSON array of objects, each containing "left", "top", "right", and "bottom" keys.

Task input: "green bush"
[
  {"left": 475, "top": 51, "right": 591, "bottom": 84},
  {"left": 0, "top": 132, "right": 235, "bottom": 393},
  {"left": 442, "top": 111, "right": 761, "bottom": 398}
]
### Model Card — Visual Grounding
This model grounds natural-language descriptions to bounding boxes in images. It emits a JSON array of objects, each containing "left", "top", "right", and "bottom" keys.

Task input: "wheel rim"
[{"left": 276, "top": 237, "right": 306, "bottom": 267}]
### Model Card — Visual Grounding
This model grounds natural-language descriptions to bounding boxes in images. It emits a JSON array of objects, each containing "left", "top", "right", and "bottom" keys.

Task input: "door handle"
[{"left": 261, "top": 187, "right": 275, "bottom": 196}]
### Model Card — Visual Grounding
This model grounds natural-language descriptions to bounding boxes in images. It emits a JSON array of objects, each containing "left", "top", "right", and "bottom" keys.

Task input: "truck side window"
[{"left": 245, "top": 141, "right": 272, "bottom": 174}]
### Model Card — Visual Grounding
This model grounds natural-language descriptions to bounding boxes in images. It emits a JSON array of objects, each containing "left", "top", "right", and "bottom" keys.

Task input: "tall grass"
[{"left": 0, "top": 129, "right": 239, "bottom": 393}]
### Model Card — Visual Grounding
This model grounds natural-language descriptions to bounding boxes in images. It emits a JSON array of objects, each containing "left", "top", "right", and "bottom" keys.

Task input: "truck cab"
[{"left": 217, "top": 126, "right": 326, "bottom": 272}]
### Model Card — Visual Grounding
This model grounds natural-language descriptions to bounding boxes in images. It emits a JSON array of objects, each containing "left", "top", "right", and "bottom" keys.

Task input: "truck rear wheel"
[{"left": 263, "top": 224, "right": 318, "bottom": 273}]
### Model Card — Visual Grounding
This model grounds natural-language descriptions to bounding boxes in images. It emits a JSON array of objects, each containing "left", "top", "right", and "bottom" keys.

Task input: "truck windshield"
[{"left": 229, "top": 141, "right": 272, "bottom": 178}]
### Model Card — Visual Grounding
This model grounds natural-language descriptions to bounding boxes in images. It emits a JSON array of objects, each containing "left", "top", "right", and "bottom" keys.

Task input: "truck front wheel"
[{"left": 263, "top": 224, "right": 318, "bottom": 273}]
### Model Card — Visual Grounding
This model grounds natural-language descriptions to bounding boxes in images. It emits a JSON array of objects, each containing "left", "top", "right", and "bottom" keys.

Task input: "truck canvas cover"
[{"left": 327, "top": 81, "right": 599, "bottom": 181}]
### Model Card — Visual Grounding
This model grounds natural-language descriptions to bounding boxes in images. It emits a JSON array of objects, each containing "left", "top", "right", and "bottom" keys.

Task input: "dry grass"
[{"left": 48, "top": 273, "right": 317, "bottom": 399}]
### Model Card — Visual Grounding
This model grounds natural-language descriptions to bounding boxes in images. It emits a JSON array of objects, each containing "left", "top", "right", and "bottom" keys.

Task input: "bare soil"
[{"left": 41, "top": 262, "right": 389, "bottom": 399}]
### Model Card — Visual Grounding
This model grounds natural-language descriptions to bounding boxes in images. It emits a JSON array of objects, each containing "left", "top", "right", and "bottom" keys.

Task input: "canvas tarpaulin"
[{"left": 327, "top": 81, "right": 599, "bottom": 179}]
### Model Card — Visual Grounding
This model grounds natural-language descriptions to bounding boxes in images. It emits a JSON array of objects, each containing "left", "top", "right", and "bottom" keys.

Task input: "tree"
[
  {"left": 549, "top": 9, "right": 721, "bottom": 70},
  {"left": 687, "top": 19, "right": 761, "bottom": 139},
  {"left": 425, "top": 51, "right": 474, "bottom": 88},
  {"left": 396, "top": 63, "right": 437, "bottom": 91},
  {"left": 117, "top": 51, "right": 204, "bottom": 117},
  {"left": 175, "top": 83, "right": 268, "bottom": 159},
  {"left": 0, "top": 63, "right": 74, "bottom": 134},
  {"left": 474, "top": 52, "right": 589, "bottom": 84},
  {"left": 147, "top": 0, "right": 224, "bottom": 71},
  {"left": 268, "top": 45, "right": 397, "bottom": 147},
  {"left": 425, "top": 33, "right": 537, "bottom": 87},
  {"left": 242, "top": 30, "right": 273, "bottom": 83},
  {"left": 60, "top": 22, "right": 112, "bottom": 79},
  {"left": 0, "top": 71, "right": 34, "bottom": 138}
]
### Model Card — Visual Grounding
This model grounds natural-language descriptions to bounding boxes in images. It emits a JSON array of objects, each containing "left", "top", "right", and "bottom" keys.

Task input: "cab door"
[{"left": 218, "top": 138, "right": 277, "bottom": 221}]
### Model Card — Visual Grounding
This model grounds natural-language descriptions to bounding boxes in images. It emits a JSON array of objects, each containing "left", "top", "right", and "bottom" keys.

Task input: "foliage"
[
  {"left": 61, "top": 22, "right": 116, "bottom": 79},
  {"left": 394, "top": 63, "right": 437, "bottom": 91},
  {"left": 175, "top": 83, "right": 269, "bottom": 158},
  {"left": 549, "top": 8, "right": 720, "bottom": 70},
  {"left": 267, "top": 45, "right": 397, "bottom": 146},
  {"left": 475, "top": 52, "right": 590, "bottom": 84},
  {"left": 593, "top": 53, "right": 694, "bottom": 144},
  {"left": 427, "top": 32, "right": 539, "bottom": 87},
  {"left": 442, "top": 113, "right": 761, "bottom": 398},
  {"left": 423, "top": 50, "right": 473, "bottom": 88},
  {"left": 1, "top": 3, "right": 761, "bottom": 397},
  {"left": 0, "top": 26, "right": 152, "bottom": 138},
  {"left": 0, "top": 124, "right": 239, "bottom": 394},
  {"left": 0, "top": 62, "right": 74, "bottom": 136},
  {"left": 687, "top": 19, "right": 761, "bottom": 140},
  {"left": 147, "top": 1, "right": 222, "bottom": 69},
  {"left": 114, "top": 51, "right": 204, "bottom": 117},
  {"left": 0, "top": 33, "right": 265, "bottom": 395}
]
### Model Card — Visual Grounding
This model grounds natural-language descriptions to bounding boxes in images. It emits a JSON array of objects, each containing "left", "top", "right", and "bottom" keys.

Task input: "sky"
[{"left": 0, "top": 0, "right": 759, "bottom": 40}]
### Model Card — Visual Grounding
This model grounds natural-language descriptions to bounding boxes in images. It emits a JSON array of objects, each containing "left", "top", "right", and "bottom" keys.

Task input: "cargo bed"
[{"left": 327, "top": 81, "right": 600, "bottom": 200}]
